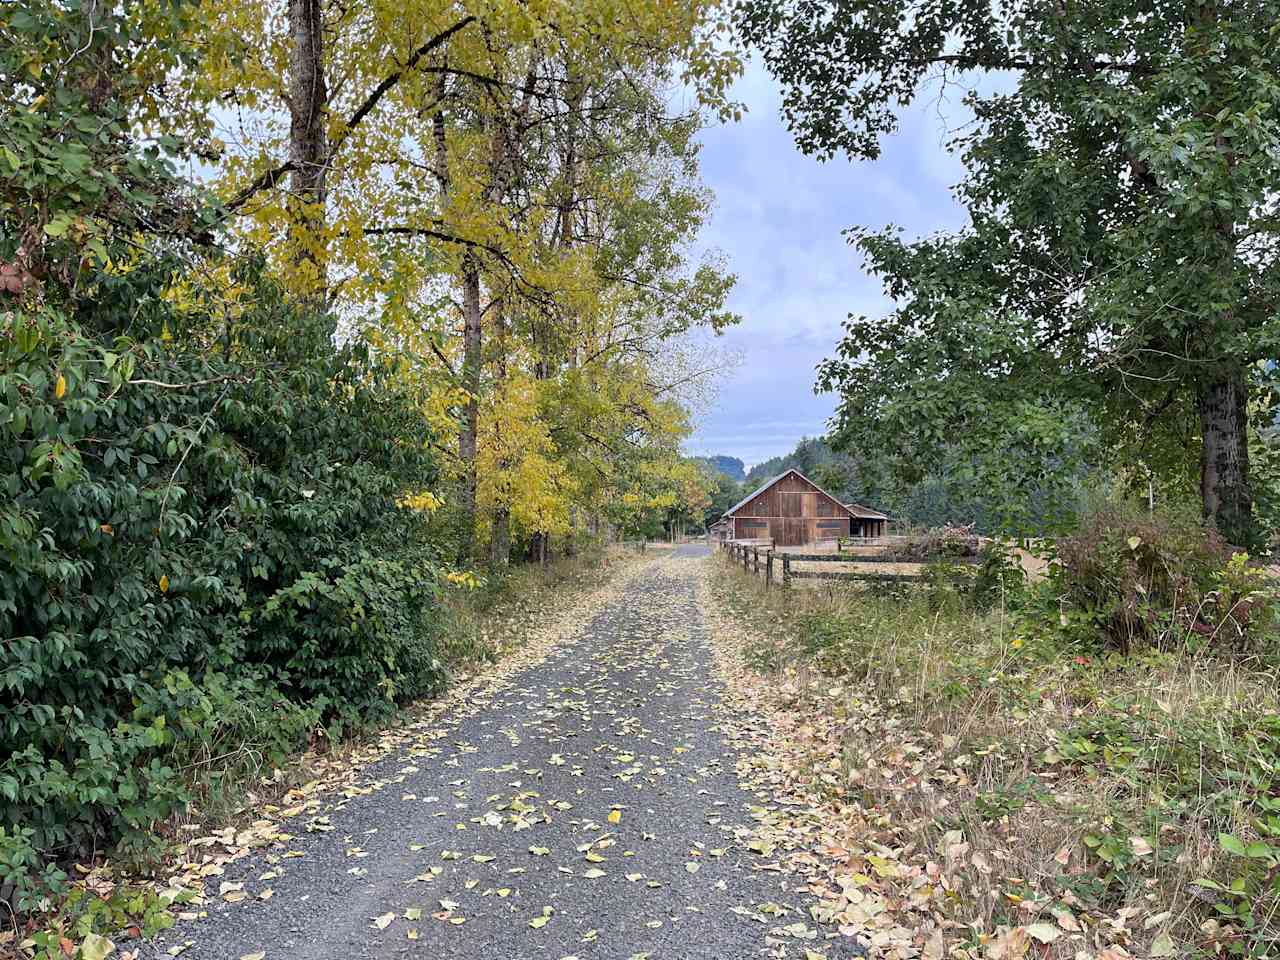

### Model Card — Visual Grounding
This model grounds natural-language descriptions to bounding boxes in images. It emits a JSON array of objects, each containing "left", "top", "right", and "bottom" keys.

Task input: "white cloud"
[{"left": 688, "top": 58, "right": 972, "bottom": 464}]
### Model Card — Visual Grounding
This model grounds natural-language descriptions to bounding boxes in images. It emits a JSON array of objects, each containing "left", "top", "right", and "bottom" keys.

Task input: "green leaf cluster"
[
  {"left": 740, "top": 0, "right": 1280, "bottom": 543},
  {"left": 0, "top": 276, "right": 445, "bottom": 902}
]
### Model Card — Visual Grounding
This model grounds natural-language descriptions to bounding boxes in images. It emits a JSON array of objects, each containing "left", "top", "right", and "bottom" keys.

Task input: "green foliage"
[
  {"left": 898, "top": 460, "right": 1091, "bottom": 537},
  {"left": 694, "top": 455, "right": 745, "bottom": 483},
  {"left": 1249, "top": 368, "right": 1280, "bottom": 548},
  {"left": 0, "top": 279, "right": 445, "bottom": 887},
  {"left": 701, "top": 469, "right": 744, "bottom": 530},
  {"left": 970, "top": 542, "right": 1025, "bottom": 612},
  {"left": 740, "top": 0, "right": 1280, "bottom": 543},
  {"left": 922, "top": 561, "right": 977, "bottom": 615},
  {"left": 20, "top": 880, "right": 184, "bottom": 960},
  {"left": 0, "top": 0, "right": 207, "bottom": 296},
  {"left": 1201, "top": 816, "right": 1280, "bottom": 955},
  {"left": 1051, "top": 507, "right": 1279, "bottom": 653}
]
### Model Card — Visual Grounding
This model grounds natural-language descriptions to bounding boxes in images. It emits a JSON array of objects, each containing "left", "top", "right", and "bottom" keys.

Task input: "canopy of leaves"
[
  {"left": 738, "top": 0, "right": 1280, "bottom": 541},
  {"left": 2, "top": 269, "right": 448, "bottom": 886}
]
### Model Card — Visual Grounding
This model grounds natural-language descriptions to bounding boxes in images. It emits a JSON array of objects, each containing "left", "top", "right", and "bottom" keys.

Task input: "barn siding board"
[{"left": 722, "top": 469, "right": 882, "bottom": 547}]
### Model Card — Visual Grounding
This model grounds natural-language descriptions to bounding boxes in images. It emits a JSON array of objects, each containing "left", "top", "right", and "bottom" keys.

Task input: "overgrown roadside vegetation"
[
  {"left": 2, "top": 0, "right": 728, "bottom": 953},
  {"left": 704, "top": 510, "right": 1280, "bottom": 960},
  {"left": 4, "top": 539, "right": 644, "bottom": 957}
]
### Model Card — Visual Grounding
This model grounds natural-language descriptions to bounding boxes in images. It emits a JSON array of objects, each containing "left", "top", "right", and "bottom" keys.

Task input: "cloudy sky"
[{"left": 685, "top": 60, "right": 973, "bottom": 470}]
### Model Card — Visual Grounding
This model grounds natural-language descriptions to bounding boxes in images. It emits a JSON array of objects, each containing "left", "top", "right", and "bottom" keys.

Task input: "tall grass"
[{"left": 711, "top": 555, "right": 1280, "bottom": 957}]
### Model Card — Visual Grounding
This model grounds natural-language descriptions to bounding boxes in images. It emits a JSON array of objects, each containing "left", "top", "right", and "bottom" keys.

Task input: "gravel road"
[{"left": 145, "top": 545, "right": 860, "bottom": 960}]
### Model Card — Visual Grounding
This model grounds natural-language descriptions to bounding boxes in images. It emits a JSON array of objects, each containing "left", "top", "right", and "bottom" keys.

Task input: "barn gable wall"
[
  {"left": 729, "top": 471, "right": 856, "bottom": 546},
  {"left": 736, "top": 472, "right": 851, "bottom": 519}
]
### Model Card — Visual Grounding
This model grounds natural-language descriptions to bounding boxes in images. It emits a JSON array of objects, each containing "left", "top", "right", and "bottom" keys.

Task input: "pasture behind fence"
[{"left": 718, "top": 539, "right": 977, "bottom": 588}]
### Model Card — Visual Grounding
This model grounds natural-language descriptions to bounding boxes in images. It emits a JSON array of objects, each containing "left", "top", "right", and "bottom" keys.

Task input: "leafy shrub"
[
  {"left": 1052, "top": 507, "right": 1278, "bottom": 652},
  {"left": 923, "top": 560, "right": 976, "bottom": 614},
  {"left": 1, "top": 273, "right": 445, "bottom": 889},
  {"left": 970, "top": 541, "right": 1026, "bottom": 611}
]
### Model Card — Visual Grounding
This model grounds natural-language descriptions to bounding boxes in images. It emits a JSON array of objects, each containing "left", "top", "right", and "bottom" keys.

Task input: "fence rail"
[
  {"left": 788, "top": 569, "right": 925, "bottom": 583},
  {"left": 719, "top": 539, "right": 973, "bottom": 588}
]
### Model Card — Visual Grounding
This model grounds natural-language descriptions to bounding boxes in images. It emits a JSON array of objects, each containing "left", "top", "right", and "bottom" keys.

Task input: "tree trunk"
[
  {"left": 1199, "top": 368, "right": 1254, "bottom": 545},
  {"left": 490, "top": 507, "right": 510, "bottom": 568},
  {"left": 287, "top": 0, "right": 328, "bottom": 301},
  {"left": 459, "top": 254, "right": 481, "bottom": 560},
  {"left": 489, "top": 302, "right": 510, "bottom": 571}
]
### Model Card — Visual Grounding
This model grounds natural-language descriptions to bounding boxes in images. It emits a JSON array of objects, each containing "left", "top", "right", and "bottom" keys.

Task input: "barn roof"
[
  {"left": 844, "top": 502, "right": 889, "bottom": 520},
  {"left": 720, "top": 468, "right": 858, "bottom": 521}
]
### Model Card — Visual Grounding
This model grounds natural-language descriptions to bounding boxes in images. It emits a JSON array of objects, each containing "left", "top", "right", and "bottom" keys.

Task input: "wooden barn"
[{"left": 717, "top": 469, "right": 888, "bottom": 546}]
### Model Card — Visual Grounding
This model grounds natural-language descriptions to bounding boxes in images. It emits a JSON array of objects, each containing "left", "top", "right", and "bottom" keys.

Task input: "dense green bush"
[
  {"left": 1, "top": 276, "right": 446, "bottom": 905},
  {"left": 1051, "top": 507, "right": 1279, "bottom": 653},
  {"left": 969, "top": 541, "right": 1025, "bottom": 611}
]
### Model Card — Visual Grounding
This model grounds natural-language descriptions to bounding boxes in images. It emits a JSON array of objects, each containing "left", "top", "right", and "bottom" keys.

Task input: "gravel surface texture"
[{"left": 144, "top": 545, "right": 856, "bottom": 960}]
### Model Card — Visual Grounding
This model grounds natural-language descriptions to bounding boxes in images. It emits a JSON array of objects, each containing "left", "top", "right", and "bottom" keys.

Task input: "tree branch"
[
  {"left": 339, "top": 16, "right": 477, "bottom": 144},
  {"left": 222, "top": 16, "right": 478, "bottom": 215}
]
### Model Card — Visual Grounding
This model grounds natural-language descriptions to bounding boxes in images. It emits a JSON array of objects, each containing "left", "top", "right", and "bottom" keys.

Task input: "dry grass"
[
  {"left": 709, "top": 554, "right": 1280, "bottom": 959},
  {"left": 437, "top": 544, "right": 640, "bottom": 671}
]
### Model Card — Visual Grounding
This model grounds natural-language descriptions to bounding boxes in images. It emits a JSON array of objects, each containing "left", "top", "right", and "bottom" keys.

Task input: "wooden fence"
[{"left": 719, "top": 540, "right": 976, "bottom": 588}]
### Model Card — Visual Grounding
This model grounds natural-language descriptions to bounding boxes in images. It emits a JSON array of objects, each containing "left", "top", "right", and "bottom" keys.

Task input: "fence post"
[
  {"left": 742, "top": 545, "right": 749, "bottom": 572},
  {"left": 782, "top": 555, "right": 791, "bottom": 588},
  {"left": 766, "top": 551, "right": 773, "bottom": 589}
]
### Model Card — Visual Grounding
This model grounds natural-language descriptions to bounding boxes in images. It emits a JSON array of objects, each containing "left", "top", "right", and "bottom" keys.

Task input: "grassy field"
[{"left": 707, "top": 553, "right": 1280, "bottom": 959}]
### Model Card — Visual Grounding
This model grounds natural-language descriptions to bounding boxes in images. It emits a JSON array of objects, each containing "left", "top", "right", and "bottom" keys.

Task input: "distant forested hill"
[
  {"left": 695, "top": 455, "right": 746, "bottom": 482},
  {"left": 747, "top": 434, "right": 1093, "bottom": 535},
  {"left": 744, "top": 437, "right": 838, "bottom": 486}
]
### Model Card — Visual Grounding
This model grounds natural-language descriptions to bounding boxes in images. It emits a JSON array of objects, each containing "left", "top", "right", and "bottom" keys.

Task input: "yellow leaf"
[
  {"left": 79, "top": 933, "right": 115, "bottom": 960},
  {"left": 607, "top": 810, "right": 621, "bottom": 825},
  {"left": 159, "top": 574, "right": 170, "bottom": 593},
  {"left": 1024, "top": 923, "right": 1061, "bottom": 944},
  {"left": 55, "top": 374, "right": 66, "bottom": 399}
]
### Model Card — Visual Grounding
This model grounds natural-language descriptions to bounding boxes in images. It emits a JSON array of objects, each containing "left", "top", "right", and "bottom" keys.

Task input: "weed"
[{"left": 711, "top": 543, "right": 1280, "bottom": 957}]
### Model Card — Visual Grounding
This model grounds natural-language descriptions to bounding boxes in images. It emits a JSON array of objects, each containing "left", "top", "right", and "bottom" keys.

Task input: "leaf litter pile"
[
  {"left": 138, "top": 546, "right": 873, "bottom": 960},
  {"left": 698, "top": 556, "right": 1193, "bottom": 960}
]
